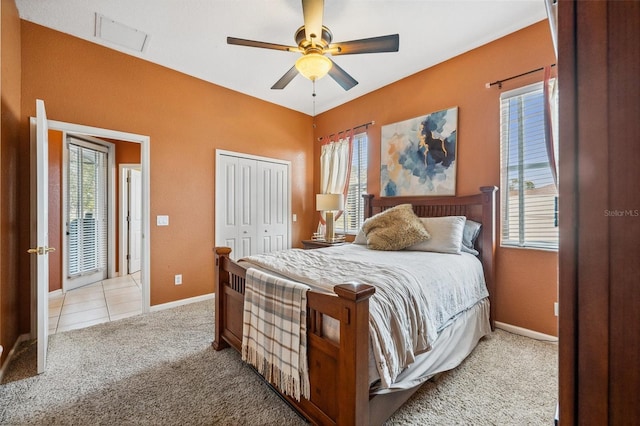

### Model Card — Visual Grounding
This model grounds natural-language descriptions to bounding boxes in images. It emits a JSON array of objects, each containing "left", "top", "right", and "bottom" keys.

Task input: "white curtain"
[
  {"left": 543, "top": 66, "right": 558, "bottom": 188},
  {"left": 320, "top": 138, "right": 350, "bottom": 194},
  {"left": 318, "top": 137, "right": 351, "bottom": 229}
]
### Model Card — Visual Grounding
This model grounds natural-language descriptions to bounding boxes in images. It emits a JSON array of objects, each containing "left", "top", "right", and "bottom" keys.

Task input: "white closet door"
[
  {"left": 215, "top": 155, "right": 240, "bottom": 256},
  {"left": 256, "top": 161, "right": 289, "bottom": 254},
  {"left": 237, "top": 158, "right": 257, "bottom": 258},
  {"left": 215, "top": 151, "right": 290, "bottom": 260},
  {"left": 215, "top": 155, "right": 258, "bottom": 260}
]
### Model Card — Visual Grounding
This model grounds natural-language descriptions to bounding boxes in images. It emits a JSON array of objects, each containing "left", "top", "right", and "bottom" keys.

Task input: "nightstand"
[{"left": 301, "top": 240, "right": 347, "bottom": 250}]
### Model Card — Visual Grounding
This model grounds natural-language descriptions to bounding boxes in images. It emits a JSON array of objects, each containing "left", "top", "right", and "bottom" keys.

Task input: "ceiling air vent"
[{"left": 95, "top": 13, "right": 149, "bottom": 52}]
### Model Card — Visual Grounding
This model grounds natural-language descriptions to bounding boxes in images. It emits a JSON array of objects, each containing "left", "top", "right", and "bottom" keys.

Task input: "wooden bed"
[{"left": 213, "top": 186, "right": 497, "bottom": 425}]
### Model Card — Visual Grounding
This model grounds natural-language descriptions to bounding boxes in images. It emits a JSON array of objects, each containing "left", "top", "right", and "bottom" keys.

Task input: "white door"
[
  {"left": 237, "top": 158, "right": 258, "bottom": 257},
  {"left": 65, "top": 139, "right": 109, "bottom": 290},
  {"left": 128, "top": 169, "right": 142, "bottom": 273},
  {"left": 216, "top": 154, "right": 240, "bottom": 257},
  {"left": 215, "top": 155, "right": 257, "bottom": 260},
  {"left": 215, "top": 150, "right": 290, "bottom": 259},
  {"left": 257, "top": 161, "right": 289, "bottom": 253},
  {"left": 29, "top": 99, "right": 52, "bottom": 374}
]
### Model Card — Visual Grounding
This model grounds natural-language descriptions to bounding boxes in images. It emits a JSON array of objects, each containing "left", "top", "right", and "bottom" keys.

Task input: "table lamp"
[{"left": 316, "top": 193, "right": 344, "bottom": 242}]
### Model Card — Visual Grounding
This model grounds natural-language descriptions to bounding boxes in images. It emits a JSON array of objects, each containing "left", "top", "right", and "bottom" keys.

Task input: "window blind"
[
  {"left": 336, "top": 132, "right": 368, "bottom": 234},
  {"left": 500, "top": 82, "right": 558, "bottom": 250},
  {"left": 67, "top": 143, "right": 108, "bottom": 277}
]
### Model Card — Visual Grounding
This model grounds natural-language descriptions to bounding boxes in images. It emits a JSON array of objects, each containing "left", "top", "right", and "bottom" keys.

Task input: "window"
[
  {"left": 335, "top": 132, "right": 368, "bottom": 234},
  {"left": 500, "top": 82, "right": 558, "bottom": 250},
  {"left": 67, "top": 141, "right": 109, "bottom": 277}
]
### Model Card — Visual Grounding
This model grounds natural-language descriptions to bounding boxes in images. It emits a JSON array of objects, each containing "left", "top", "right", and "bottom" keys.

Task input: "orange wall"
[
  {"left": 20, "top": 21, "right": 315, "bottom": 307},
  {"left": 313, "top": 21, "right": 558, "bottom": 336},
  {"left": 0, "top": 0, "right": 24, "bottom": 364}
]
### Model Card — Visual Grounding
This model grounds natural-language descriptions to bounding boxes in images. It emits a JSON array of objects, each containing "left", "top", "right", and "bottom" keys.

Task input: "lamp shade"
[
  {"left": 316, "top": 193, "right": 344, "bottom": 211},
  {"left": 295, "top": 53, "right": 333, "bottom": 81}
]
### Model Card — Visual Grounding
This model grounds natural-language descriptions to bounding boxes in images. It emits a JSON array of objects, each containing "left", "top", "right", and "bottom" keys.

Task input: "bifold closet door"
[
  {"left": 216, "top": 155, "right": 257, "bottom": 259},
  {"left": 256, "top": 161, "right": 288, "bottom": 254},
  {"left": 216, "top": 153, "right": 289, "bottom": 260}
]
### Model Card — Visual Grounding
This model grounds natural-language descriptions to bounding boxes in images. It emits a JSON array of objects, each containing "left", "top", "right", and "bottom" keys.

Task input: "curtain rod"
[
  {"left": 317, "top": 120, "right": 375, "bottom": 142},
  {"left": 485, "top": 64, "right": 556, "bottom": 89}
]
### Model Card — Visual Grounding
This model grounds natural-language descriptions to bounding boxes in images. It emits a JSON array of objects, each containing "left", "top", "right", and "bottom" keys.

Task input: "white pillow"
[
  {"left": 354, "top": 228, "right": 367, "bottom": 244},
  {"left": 406, "top": 216, "right": 466, "bottom": 254}
]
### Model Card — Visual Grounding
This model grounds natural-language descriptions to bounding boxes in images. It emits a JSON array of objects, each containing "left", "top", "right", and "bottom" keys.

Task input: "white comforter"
[{"left": 241, "top": 244, "right": 488, "bottom": 388}]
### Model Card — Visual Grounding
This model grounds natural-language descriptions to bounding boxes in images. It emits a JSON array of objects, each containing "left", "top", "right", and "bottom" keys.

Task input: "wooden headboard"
[{"left": 362, "top": 186, "right": 498, "bottom": 327}]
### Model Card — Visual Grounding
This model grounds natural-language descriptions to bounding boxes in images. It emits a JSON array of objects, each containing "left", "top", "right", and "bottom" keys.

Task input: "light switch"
[
  {"left": 157, "top": 215, "right": 169, "bottom": 226},
  {"left": 292, "top": 214, "right": 297, "bottom": 222}
]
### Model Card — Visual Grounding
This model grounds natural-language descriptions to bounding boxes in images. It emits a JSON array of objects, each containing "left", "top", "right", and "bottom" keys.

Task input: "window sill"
[{"left": 500, "top": 244, "right": 558, "bottom": 253}]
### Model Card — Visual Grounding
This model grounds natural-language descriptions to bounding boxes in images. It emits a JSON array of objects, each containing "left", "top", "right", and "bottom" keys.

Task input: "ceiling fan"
[{"left": 227, "top": 0, "right": 399, "bottom": 91}]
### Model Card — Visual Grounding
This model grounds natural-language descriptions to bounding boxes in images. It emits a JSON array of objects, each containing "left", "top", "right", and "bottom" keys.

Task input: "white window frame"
[
  {"left": 335, "top": 132, "right": 367, "bottom": 235},
  {"left": 62, "top": 135, "right": 116, "bottom": 290},
  {"left": 500, "top": 81, "right": 559, "bottom": 250}
]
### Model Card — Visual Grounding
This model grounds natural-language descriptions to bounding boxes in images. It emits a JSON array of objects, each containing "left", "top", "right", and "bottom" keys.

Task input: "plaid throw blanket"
[{"left": 241, "top": 268, "right": 311, "bottom": 401}]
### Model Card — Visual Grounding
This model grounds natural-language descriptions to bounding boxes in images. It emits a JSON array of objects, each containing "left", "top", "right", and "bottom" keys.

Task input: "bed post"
[
  {"left": 363, "top": 193, "right": 374, "bottom": 219},
  {"left": 479, "top": 186, "right": 498, "bottom": 330},
  {"left": 212, "top": 247, "right": 231, "bottom": 350},
  {"left": 333, "top": 283, "right": 376, "bottom": 426}
]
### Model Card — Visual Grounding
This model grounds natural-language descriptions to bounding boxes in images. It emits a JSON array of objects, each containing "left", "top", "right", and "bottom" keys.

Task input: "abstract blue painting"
[{"left": 381, "top": 107, "right": 458, "bottom": 196}]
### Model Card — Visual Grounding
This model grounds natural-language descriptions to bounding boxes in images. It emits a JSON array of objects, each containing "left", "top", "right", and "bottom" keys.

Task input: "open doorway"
[
  {"left": 48, "top": 133, "right": 145, "bottom": 333},
  {"left": 120, "top": 164, "right": 142, "bottom": 276},
  {"left": 44, "top": 120, "right": 150, "bottom": 334}
]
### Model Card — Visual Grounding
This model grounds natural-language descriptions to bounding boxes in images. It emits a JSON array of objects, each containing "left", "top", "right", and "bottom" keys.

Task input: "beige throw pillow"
[{"left": 363, "top": 204, "right": 431, "bottom": 250}]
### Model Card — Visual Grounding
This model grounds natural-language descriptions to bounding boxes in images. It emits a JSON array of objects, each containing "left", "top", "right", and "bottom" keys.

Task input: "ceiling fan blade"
[
  {"left": 271, "top": 66, "right": 299, "bottom": 90},
  {"left": 331, "top": 34, "right": 399, "bottom": 55},
  {"left": 328, "top": 60, "right": 358, "bottom": 91},
  {"left": 302, "top": 0, "right": 324, "bottom": 43},
  {"left": 227, "top": 37, "right": 298, "bottom": 52}
]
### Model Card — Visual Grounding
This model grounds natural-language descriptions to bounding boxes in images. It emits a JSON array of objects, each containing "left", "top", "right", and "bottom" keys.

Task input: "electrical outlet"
[
  {"left": 554, "top": 302, "right": 559, "bottom": 316},
  {"left": 175, "top": 274, "right": 182, "bottom": 285}
]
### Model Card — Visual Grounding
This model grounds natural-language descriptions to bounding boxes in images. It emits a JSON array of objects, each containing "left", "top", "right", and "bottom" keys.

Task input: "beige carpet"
[{"left": 0, "top": 300, "right": 557, "bottom": 425}]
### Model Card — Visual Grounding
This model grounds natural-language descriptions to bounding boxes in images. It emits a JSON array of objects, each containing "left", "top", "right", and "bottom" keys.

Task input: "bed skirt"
[{"left": 371, "top": 298, "right": 491, "bottom": 395}]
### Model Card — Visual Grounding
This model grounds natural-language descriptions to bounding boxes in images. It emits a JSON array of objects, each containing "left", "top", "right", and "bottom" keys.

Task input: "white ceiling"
[{"left": 16, "top": 0, "right": 548, "bottom": 116}]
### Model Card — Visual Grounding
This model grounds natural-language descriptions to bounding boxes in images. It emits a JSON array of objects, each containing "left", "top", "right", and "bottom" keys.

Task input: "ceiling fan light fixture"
[{"left": 295, "top": 53, "right": 332, "bottom": 81}]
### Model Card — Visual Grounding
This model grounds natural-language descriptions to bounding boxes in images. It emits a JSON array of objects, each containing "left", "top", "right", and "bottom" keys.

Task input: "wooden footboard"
[{"left": 213, "top": 247, "right": 375, "bottom": 425}]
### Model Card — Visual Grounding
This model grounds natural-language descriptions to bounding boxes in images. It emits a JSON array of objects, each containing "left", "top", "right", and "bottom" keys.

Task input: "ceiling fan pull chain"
[{"left": 312, "top": 80, "right": 317, "bottom": 126}]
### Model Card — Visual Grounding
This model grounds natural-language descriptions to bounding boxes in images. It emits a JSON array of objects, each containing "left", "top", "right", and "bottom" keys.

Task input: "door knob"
[{"left": 27, "top": 247, "right": 56, "bottom": 255}]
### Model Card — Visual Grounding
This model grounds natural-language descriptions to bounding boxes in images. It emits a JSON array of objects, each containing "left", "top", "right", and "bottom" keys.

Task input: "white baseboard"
[
  {"left": 494, "top": 321, "right": 558, "bottom": 343},
  {"left": 0, "top": 333, "right": 31, "bottom": 382},
  {"left": 149, "top": 293, "right": 215, "bottom": 313}
]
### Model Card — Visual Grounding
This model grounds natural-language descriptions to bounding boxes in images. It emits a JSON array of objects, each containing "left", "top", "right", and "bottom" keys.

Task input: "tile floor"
[{"left": 48, "top": 272, "right": 142, "bottom": 335}]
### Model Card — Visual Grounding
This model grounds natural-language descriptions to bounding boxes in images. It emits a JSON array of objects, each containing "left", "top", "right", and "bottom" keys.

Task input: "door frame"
[
  {"left": 119, "top": 163, "right": 142, "bottom": 276},
  {"left": 33, "top": 119, "right": 151, "bottom": 321}
]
